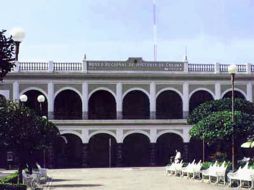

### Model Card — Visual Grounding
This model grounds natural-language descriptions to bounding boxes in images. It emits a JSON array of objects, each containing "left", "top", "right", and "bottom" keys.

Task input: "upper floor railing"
[{"left": 12, "top": 58, "right": 254, "bottom": 74}]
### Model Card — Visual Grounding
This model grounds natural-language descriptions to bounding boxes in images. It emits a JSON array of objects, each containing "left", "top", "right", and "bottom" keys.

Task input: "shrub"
[{"left": 0, "top": 172, "right": 18, "bottom": 184}]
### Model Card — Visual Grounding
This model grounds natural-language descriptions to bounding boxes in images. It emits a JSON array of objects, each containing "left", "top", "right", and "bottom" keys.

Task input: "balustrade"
[{"left": 14, "top": 61, "right": 254, "bottom": 74}]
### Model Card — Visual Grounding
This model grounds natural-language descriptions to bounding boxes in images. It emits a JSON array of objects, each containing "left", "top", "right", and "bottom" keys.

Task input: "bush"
[
  {"left": 201, "top": 162, "right": 213, "bottom": 170},
  {"left": 0, "top": 172, "right": 18, "bottom": 184},
  {"left": 0, "top": 184, "right": 26, "bottom": 190}
]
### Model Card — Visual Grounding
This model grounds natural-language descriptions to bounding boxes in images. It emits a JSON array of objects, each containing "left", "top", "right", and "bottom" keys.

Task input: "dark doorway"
[
  {"left": 189, "top": 90, "right": 214, "bottom": 113},
  {"left": 54, "top": 90, "right": 82, "bottom": 119},
  {"left": 156, "top": 133, "right": 183, "bottom": 165},
  {"left": 223, "top": 90, "right": 245, "bottom": 99},
  {"left": 156, "top": 90, "right": 183, "bottom": 119},
  {"left": 88, "top": 134, "right": 116, "bottom": 167},
  {"left": 123, "top": 90, "right": 150, "bottom": 119},
  {"left": 54, "top": 134, "right": 82, "bottom": 168},
  {"left": 23, "top": 90, "right": 48, "bottom": 116},
  {"left": 123, "top": 133, "right": 150, "bottom": 166},
  {"left": 189, "top": 138, "right": 203, "bottom": 162},
  {"left": 88, "top": 90, "right": 116, "bottom": 119}
]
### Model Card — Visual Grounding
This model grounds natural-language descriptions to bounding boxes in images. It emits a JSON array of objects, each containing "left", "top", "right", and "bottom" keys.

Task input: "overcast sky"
[{"left": 2, "top": 0, "right": 254, "bottom": 63}]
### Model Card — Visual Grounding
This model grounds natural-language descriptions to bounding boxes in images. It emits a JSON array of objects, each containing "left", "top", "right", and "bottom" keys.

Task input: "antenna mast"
[{"left": 153, "top": 0, "right": 157, "bottom": 62}]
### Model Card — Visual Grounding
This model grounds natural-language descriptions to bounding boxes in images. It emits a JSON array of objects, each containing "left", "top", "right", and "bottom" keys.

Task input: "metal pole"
[
  {"left": 109, "top": 138, "right": 111, "bottom": 167},
  {"left": 231, "top": 73, "right": 235, "bottom": 171},
  {"left": 202, "top": 139, "right": 205, "bottom": 162},
  {"left": 14, "top": 41, "right": 20, "bottom": 61}
]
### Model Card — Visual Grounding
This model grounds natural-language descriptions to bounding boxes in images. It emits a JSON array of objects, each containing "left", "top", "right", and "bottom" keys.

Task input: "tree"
[
  {"left": 188, "top": 98, "right": 254, "bottom": 124},
  {"left": 188, "top": 98, "right": 254, "bottom": 161},
  {"left": 189, "top": 111, "right": 254, "bottom": 142},
  {"left": 0, "top": 30, "right": 16, "bottom": 81},
  {"left": 0, "top": 97, "right": 59, "bottom": 182}
]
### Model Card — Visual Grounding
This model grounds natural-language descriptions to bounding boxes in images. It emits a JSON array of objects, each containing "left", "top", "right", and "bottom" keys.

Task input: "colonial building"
[{"left": 0, "top": 57, "right": 253, "bottom": 168}]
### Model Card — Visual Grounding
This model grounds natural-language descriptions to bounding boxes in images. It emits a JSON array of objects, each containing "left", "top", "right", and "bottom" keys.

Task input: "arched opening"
[
  {"left": 23, "top": 90, "right": 48, "bottom": 116},
  {"left": 156, "top": 90, "right": 183, "bottom": 119},
  {"left": 189, "top": 138, "right": 203, "bottom": 162},
  {"left": 0, "top": 94, "right": 6, "bottom": 100},
  {"left": 223, "top": 90, "right": 245, "bottom": 99},
  {"left": 189, "top": 90, "right": 214, "bottom": 113},
  {"left": 54, "top": 90, "right": 82, "bottom": 119},
  {"left": 88, "top": 134, "right": 117, "bottom": 167},
  {"left": 54, "top": 134, "right": 82, "bottom": 168},
  {"left": 88, "top": 90, "right": 116, "bottom": 119},
  {"left": 156, "top": 133, "right": 184, "bottom": 165},
  {"left": 123, "top": 133, "right": 150, "bottom": 166},
  {"left": 123, "top": 90, "right": 150, "bottom": 119}
]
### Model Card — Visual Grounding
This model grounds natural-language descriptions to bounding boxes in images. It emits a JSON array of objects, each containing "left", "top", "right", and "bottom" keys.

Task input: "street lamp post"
[
  {"left": 228, "top": 64, "right": 237, "bottom": 171},
  {"left": 37, "top": 95, "right": 46, "bottom": 168},
  {"left": 10, "top": 28, "right": 25, "bottom": 61},
  {"left": 37, "top": 95, "right": 45, "bottom": 116},
  {"left": 19, "top": 94, "right": 28, "bottom": 105}
]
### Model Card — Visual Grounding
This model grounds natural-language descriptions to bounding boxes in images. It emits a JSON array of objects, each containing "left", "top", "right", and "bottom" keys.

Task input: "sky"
[{"left": 2, "top": 0, "right": 254, "bottom": 63}]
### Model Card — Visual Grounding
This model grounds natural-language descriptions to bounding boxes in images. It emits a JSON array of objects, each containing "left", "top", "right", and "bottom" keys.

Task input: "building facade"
[{"left": 0, "top": 57, "right": 253, "bottom": 168}]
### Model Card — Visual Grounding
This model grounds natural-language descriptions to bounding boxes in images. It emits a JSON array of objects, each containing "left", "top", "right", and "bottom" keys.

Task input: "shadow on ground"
[
  {"left": 49, "top": 184, "right": 103, "bottom": 188},
  {"left": 51, "top": 179, "right": 80, "bottom": 182}
]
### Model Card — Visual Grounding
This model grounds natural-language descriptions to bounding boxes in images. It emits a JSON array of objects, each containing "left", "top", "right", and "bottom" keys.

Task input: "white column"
[
  {"left": 13, "top": 81, "right": 19, "bottom": 101},
  {"left": 47, "top": 82, "right": 54, "bottom": 119},
  {"left": 116, "top": 82, "right": 123, "bottom": 119},
  {"left": 116, "top": 129, "right": 124, "bottom": 143},
  {"left": 150, "top": 128, "right": 157, "bottom": 143},
  {"left": 81, "top": 129, "right": 89, "bottom": 143},
  {"left": 82, "top": 82, "right": 88, "bottom": 119},
  {"left": 215, "top": 82, "right": 221, "bottom": 100},
  {"left": 182, "top": 82, "right": 189, "bottom": 118},
  {"left": 214, "top": 62, "right": 220, "bottom": 73},
  {"left": 247, "top": 82, "right": 253, "bottom": 102},
  {"left": 150, "top": 82, "right": 156, "bottom": 119}
]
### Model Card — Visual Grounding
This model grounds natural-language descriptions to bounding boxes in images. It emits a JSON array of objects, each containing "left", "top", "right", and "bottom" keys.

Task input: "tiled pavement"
[{"left": 46, "top": 167, "right": 231, "bottom": 190}]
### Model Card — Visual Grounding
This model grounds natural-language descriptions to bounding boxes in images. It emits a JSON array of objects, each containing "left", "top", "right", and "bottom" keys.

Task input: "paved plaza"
[{"left": 46, "top": 167, "right": 230, "bottom": 190}]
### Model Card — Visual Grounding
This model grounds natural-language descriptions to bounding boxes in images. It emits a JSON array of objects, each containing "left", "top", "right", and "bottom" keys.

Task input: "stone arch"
[
  {"left": 20, "top": 87, "right": 47, "bottom": 98},
  {"left": 156, "top": 132, "right": 184, "bottom": 165},
  {"left": 156, "top": 88, "right": 183, "bottom": 99},
  {"left": 54, "top": 87, "right": 82, "bottom": 100},
  {"left": 122, "top": 88, "right": 150, "bottom": 101},
  {"left": 88, "top": 131, "right": 117, "bottom": 143},
  {"left": 88, "top": 133, "right": 117, "bottom": 167},
  {"left": 0, "top": 94, "right": 6, "bottom": 100},
  {"left": 54, "top": 132, "right": 83, "bottom": 168},
  {"left": 189, "top": 88, "right": 215, "bottom": 100},
  {"left": 222, "top": 88, "right": 246, "bottom": 99},
  {"left": 155, "top": 130, "right": 184, "bottom": 142},
  {"left": 60, "top": 130, "right": 84, "bottom": 143},
  {"left": 123, "top": 133, "right": 151, "bottom": 166},
  {"left": 122, "top": 89, "right": 150, "bottom": 119},
  {"left": 89, "top": 87, "right": 116, "bottom": 100},
  {"left": 54, "top": 89, "right": 82, "bottom": 119},
  {"left": 0, "top": 90, "right": 9, "bottom": 99},
  {"left": 156, "top": 89, "right": 183, "bottom": 119},
  {"left": 88, "top": 89, "right": 116, "bottom": 119},
  {"left": 123, "top": 130, "right": 151, "bottom": 142},
  {"left": 189, "top": 89, "right": 214, "bottom": 113}
]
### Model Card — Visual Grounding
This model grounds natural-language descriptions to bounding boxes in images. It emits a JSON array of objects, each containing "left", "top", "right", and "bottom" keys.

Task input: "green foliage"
[
  {"left": 190, "top": 111, "right": 254, "bottom": 142},
  {"left": 201, "top": 161, "right": 231, "bottom": 170},
  {"left": 201, "top": 162, "right": 213, "bottom": 170},
  {"left": 188, "top": 98, "right": 254, "bottom": 124},
  {"left": 0, "top": 172, "right": 18, "bottom": 184},
  {"left": 188, "top": 98, "right": 254, "bottom": 146},
  {"left": 0, "top": 97, "right": 59, "bottom": 177},
  {"left": 0, "top": 30, "right": 16, "bottom": 81},
  {"left": 0, "top": 99, "right": 59, "bottom": 151}
]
